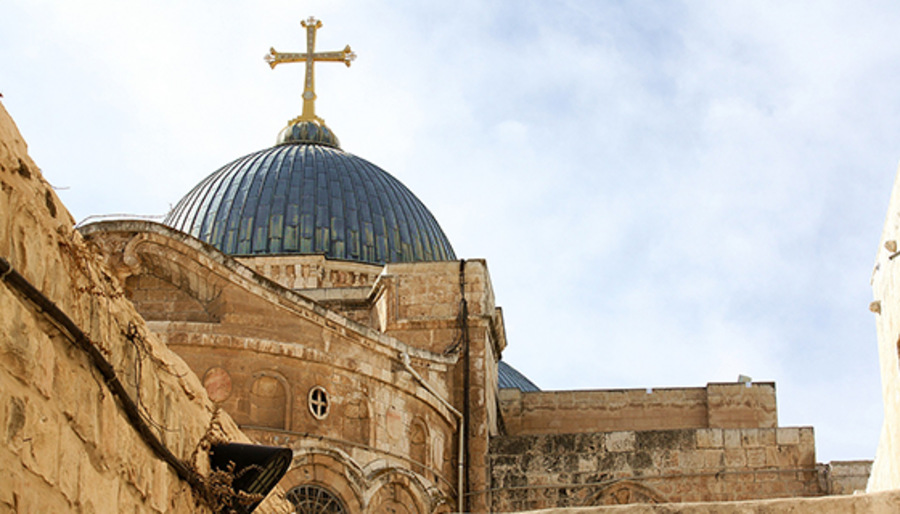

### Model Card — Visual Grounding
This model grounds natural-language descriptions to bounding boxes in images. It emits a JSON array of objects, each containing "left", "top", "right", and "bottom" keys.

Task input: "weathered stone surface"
[
  {"left": 0, "top": 102, "right": 291, "bottom": 514},
  {"left": 504, "top": 489, "right": 900, "bottom": 513},
  {"left": 489, "top": 424, "right": 821, "bottom": 511},
  {"left": 501, "top": 383, "right": 777, "bottom": 436}
]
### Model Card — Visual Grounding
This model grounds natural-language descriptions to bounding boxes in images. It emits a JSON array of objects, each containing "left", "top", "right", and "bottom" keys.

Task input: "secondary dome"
[{"left": 164, "top": 144, "right": 456, "bottom": 265}]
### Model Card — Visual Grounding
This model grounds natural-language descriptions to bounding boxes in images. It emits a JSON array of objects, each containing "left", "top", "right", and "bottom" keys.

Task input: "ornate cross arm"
[
  {"left": 265, "top": 46, "right": 356, "bottom": 69},
  {"left": 264, "top": 17, "right": 355, "bottom": 123}
]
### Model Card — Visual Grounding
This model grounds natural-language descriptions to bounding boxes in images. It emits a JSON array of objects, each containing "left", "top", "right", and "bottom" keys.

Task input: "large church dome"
[
  {"left": 165, "top": 18, "right": 455, "bottom": 266},
  {"left": 164, "top": 142, "right": 456, "bottom": 265}
]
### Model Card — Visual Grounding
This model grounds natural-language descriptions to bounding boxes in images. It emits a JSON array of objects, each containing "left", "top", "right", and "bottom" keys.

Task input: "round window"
[{"left": 308, "top": 386, "right": 329, "bottom": 420}]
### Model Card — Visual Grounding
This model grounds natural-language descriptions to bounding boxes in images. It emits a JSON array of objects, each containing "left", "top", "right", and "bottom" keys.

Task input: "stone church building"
[
  {"left": 73, "top": 18, "right": 864, "bottom": 512},
  {"left": 2, "top": 17, "right": 894, "bottom": 514}
]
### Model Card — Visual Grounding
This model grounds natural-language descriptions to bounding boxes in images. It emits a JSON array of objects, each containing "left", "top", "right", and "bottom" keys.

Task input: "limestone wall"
[
  {"left": 500, "top": 383, "right": 777, "bottom": 436},
  {"left": 238, "top": 254, "right": 381, "bottom": 290},
  {"left": 824, "top": 460, "right": 872, "bottom": 495},
  {"left": 81, "top": 221, "right": 462, "bottom": 512},
  {"left": 506, "top": 489, "right": 900, "bottom": 514},
  {"left": 488, "top": 427, "right": 819, "bottom": 511},
  {"left": 869, "top": 162, "right": 900, "bottom": 491},
  {"left": 0, "top": 102, "right": 289, "bottom": 513}
]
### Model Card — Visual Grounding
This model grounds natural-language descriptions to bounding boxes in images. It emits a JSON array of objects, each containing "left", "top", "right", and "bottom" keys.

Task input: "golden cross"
[{"left": 265, "top": 17, "right": 356, "bottom": 123}]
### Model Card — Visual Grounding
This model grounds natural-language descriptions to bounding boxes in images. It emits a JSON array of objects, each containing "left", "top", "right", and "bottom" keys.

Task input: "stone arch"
[
  {"left": 249, "top": 370, "right": 291, "bottom": 430},
  {"left": 583, "top": 480, "right": 668, "bottom": 506},
  {"left": 282, "top": 447, "right": 366, "bottom": 514},
  {"left": 119, "top": 231, "right": 225, "bottom": 322},
  {"left": 366, "top": 465, "right": 434, "bottom": 514},
  {"left": 409, "top": 417, "right": 428, "bottom": 476}
]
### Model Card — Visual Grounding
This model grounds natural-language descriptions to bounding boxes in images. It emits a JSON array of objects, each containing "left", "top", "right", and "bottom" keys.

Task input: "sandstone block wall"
[
  {"left": 505, "top": 489, "right": 900, "bottom": 514},
  {"left": 0, "top": 103, "right": 289, "bottom": 513},
  {"left": 237, "top": 254, "right": 381, "bottom": 290},
  {"left": 823, "top": 460, "right": 873, "bottom": 495},
  {"left": 82, "top": 221, "right": 468, "bottom": 512},
  {"left": 488, "top": 427, "right": 819, "bottom": 511},
  {"left": 500, "top": 382, "right": 777, "bottom": 436}
]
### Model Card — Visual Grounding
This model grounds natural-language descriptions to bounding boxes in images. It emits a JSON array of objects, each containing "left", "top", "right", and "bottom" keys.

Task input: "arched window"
[{"left": 286, "top": 485, "right": 346, "bottom": 514}]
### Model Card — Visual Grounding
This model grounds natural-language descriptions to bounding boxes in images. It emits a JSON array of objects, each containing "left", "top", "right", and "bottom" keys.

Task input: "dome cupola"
[{"left": 164, "top": 17, "right": 455, "bottom": 265}]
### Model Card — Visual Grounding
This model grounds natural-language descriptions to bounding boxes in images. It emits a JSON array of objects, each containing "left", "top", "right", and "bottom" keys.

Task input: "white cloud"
[{"left": 1, "top": 0, "right": 895, "bottom": 461}]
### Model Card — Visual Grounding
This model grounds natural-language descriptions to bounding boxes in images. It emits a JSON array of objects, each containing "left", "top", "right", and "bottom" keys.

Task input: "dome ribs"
[{"left": 165, "top": 143, "right": 455, "bottom": 265}]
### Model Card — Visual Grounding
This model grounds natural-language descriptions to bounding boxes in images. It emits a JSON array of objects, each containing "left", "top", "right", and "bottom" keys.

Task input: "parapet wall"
[
  {"left": 488, "top": 426, "right": 819, "bottom": 510},
  {"left": 0, "top": 103, "right": 289, "bottom": 513},
  {"left": 500, "top": 382, "right": 777, "bottom": 435}
]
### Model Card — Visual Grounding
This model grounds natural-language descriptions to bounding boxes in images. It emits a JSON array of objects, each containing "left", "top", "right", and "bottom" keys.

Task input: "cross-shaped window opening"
[{"left": 308, "top": 386, "right": 329, "bottom": 420}]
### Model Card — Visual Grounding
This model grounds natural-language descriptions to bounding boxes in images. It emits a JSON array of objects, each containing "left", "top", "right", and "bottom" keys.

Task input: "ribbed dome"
[
  {"left": 164, "top": 144, "right": 455, "bottom": 265},
  {"left": 498, "top": 361, "right": 541, "bottom": 392}
]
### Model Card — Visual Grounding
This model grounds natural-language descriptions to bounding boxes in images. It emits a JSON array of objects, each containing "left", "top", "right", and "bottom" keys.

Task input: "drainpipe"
[
  {"left": 400, "top": 352, "right": 465, "bottom": 514},
  {"left": 458, "top": 259, "right": 471, "bottom": 512}
]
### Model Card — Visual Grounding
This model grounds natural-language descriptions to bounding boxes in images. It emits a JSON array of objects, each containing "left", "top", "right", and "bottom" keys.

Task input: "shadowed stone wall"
[{"left": 488, "top": 427, "right": 820, "bottom": 511}]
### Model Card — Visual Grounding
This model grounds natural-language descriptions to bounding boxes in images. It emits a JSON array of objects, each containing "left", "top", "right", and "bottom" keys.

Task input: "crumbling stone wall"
[
  {"left": 0, "top": 102, "right": 289, "bottom": 513},
  {"left": 488, "top": 427, "right": 820, "bottom": 511}
]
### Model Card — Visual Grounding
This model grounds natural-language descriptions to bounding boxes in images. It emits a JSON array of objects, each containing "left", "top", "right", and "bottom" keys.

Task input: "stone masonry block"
[
  {"left": 577, "top": 454, "right": 597, "bottom": 472},
  {"left": 746, "top": 448, "right": 766, "bottom": 468},
  {"left": 0, "top": 454, "right": 19, "bottom": 509},
  {"left": 765, "top": 446, "right": 785, "bottom": 468},
  {"left": 20, "top": 394, "right": 60, "bottom": 487},
  {"left": 15, "top": 474, "right": 72, "bottom": 513},
  {"left": 703, "top": 449, "right": 724, "bottom": 468},
  {"left": 799, "top": 427, "right": 815, "bottom": 447},
  {"left": 723, "top": 430, "right": 741, "bottom": 449},
  {"left": 149, "top": 460, "right": 170, "bottom": 513},
  {"left": 55, "top": 357, "right": 100, "bottom": 447},
  {"left": 679, "top": 450, "right": 704, "bottom": 470},
  {"left": 723, "top": 448, "right": 746, "bottom": 468},
  {"left": 606, "top": 431, "right": 635, "bottom": 453},
  {"left": 758, "top": 428, "right": 776, "bottom": 446},
  {"left": 741, "top": 428, "right": 760, "bottom": 447},
  {"left": 696, "top": 428, "right": 723, "bottom": 448},
  {"left": 776, "top": 428, "right": 800, "bottom": 446},
  {"left": 78, "top": 450, "right": 119, "bottom": 514},
  {"left": 58, "top": 425, "right": 81, "bottom": 503}
]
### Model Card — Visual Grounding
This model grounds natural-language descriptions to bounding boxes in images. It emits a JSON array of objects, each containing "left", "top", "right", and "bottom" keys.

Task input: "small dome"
[
  {"left": 165, "top": 144, "right": 455, "bottom": 265},
  {"left": 277, "top": 119, "right": 340, "bottom": 148},
  {"left": 498, "top": 361, "right": 540, "bottom": 392}
]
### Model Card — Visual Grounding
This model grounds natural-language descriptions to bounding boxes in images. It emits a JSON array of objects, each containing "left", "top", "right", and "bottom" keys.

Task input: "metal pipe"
[
  {"left": 458, "top": 259, "right": 471, "bottom": 513},
  {"left": 400, "top": 352, "right": 465, "bottom": 514}
]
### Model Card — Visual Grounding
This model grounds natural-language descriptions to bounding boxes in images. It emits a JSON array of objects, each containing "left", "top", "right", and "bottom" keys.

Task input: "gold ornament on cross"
[{"left": 265, "top": 17, "right": 356, "bottom": 124}]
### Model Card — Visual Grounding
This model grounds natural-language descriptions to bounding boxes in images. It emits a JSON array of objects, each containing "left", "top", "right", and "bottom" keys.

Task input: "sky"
[{"left": 2, "top": 0, "right": 899, "bottom": 463}]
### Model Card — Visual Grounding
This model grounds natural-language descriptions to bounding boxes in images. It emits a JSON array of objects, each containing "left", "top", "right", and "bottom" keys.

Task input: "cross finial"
[{"left": 265, "top": 17, "right": 356, "bottom": 124}]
